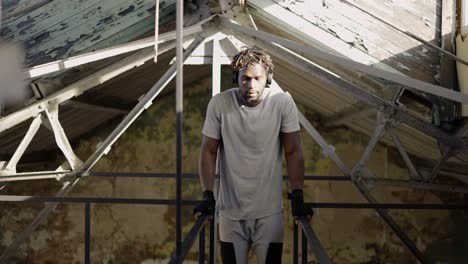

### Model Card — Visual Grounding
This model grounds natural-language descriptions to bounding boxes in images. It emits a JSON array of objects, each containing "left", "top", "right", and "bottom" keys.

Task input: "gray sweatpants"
[{"left": 219, "top": 212, "right": 284, "bottom": 264}]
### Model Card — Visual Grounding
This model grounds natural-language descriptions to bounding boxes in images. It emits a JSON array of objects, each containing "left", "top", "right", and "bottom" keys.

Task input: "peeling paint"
[
  {"left": 118, "top": 5, "right": 136, "bottom": 16},
  {"left": 25, "top": 31, "right": 50, "bottom": 48},
  {"left": 16, "top": 15, "right": 36, "bottom": 29},
  {"left": 98, "top": 15, "right": 114, "bottom": 26}
]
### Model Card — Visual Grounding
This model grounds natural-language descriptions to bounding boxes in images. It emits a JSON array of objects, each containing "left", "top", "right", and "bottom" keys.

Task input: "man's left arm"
[
  {"left": 281, "top": 131, "right": 313, "bottom": 222},
  {"left": 281, "top": 131, "right": 304, "bottom": 190}
]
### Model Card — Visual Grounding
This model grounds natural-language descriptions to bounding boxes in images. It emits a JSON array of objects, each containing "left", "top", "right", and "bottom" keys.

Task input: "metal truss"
[
  {"left": 1, "top": 10, "right": 468, "bottom": 264},
  {"left": 0, "top": 21, "right": 210, "bottom": 261},
  {"left": 0, "top": 106, "right": 82, "bottom": 184}
]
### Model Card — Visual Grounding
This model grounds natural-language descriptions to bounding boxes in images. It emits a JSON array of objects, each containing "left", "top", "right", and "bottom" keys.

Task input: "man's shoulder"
[
  {"left": 210, "top": 88, "right": 237, "bottom": 104},
  {"left": 268, "top": 90, "right": 295, "bottom": 105},
  {"left": 216, "top": 88, "right": 237, "bottom": 98}
]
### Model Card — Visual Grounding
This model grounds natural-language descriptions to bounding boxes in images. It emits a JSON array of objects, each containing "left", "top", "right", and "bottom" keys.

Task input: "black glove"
[
  {"left": 193, "top": 190, "right": 215, "bottom": 216},
  {"left": 289, "top": 189, "right": 313, "bottom": 219}
]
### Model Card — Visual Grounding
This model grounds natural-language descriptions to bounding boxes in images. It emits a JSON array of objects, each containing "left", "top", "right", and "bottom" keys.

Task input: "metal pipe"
[
  {"left": 363, "top": 177, "right": 468, "bottom": 194},
  {"left": 350, "top": 113, "right": 386, "bottom": 176},
  {"left": 0, "top": 195, "right": 201, "bottom": 205},
  {"left": 0, "top": 171, "right": 70, "bottom": 182},
  {"left": 154, "top": 0, "right": 160, "bottom": 63},
  {"left": 169, "top": 215, "right": 208, "bottom": 264},
  {"left": 428, "top": 148, "right": 452, "bottom": 182},
  {"left": 293, "top": 223, "right": 298, "bottom": 264},
  {"left": 175, "top": 0, "right": 184, "bottom": 259},
  {"left": 85, "top": 202, "right": 91, "bottom": 264},
  {"left": 199, "top": 225, "right": 205, "bottom": 264},
  {"left": 301, "top": 228, "right": 308, "bottom": 264},
  {"left": 209, "top": 217, "right": 215, "bottom": 264},
  {"left": 79, "top": 172, "right": 351, "bottom": 181},
  {"left": 0, "top": 194, "right": 464, "bottom": 209},
  {"left": 299, "top": 217, "right": 331, "bottom": 264},
  {"left": 305, "top": 202, "right": 468, "bottom": 210}
]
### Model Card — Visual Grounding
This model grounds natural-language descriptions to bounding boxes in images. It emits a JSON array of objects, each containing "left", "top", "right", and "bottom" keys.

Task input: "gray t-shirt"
[{"left": 202, "top": 88, "right": 300, "bottom": 220}]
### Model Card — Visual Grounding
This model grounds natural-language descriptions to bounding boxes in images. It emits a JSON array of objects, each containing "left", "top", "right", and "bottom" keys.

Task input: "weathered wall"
[{"left": 0, "top": 73, "right": 467, "bottom": 263}]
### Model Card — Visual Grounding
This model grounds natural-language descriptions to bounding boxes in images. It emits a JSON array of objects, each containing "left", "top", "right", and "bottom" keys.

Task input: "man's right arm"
[{"left": 199, "top": 135, "right": 220, "bottom": 191}]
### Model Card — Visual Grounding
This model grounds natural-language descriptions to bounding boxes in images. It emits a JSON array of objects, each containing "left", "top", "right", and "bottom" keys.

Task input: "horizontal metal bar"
[
  {"left": 0, "top": 171, "right": 70, "bottom": 182},
  {"left": 80, "top": 172, "right": 200, "bottom": 178},
  {"left": 0, "top": 195, "right": 464, "bottom": 209},
  {"left": 299, "top": 217, "right": 331, "bottom": 264},
  {"left": 363, "top": 177, "right": 468, "bottom": 194},
  {"left": 305, "top": 202, "right": 468, "bottom": 210},
  {"left": 0, "top": 195, "right": 199, "bottom": 205},
  {"left": 169, "top": 214, "right": 209, "bottom": 264},
  {"left": 80, "top": 172, "right": 351, "bottom": 181}
]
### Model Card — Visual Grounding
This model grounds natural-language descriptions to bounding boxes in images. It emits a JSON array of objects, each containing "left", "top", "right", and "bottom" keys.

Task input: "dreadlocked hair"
[{"left": 231, "top": 47, "right": 274, "bottom": 72}]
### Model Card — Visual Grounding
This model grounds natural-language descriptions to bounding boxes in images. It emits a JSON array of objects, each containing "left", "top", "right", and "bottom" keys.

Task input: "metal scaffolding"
[{"left": 0, "top": 5, "right": 468, "bottom": 263}]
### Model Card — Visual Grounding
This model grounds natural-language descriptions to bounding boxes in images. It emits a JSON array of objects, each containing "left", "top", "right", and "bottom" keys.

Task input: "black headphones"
[{"left": 233, "top": 67, "right": 273, "bottom": 87}]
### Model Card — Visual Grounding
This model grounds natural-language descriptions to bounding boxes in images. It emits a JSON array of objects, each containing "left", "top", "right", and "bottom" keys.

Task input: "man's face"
[{"left": 238, "top": 63, "right": 268, "bottom": 107}]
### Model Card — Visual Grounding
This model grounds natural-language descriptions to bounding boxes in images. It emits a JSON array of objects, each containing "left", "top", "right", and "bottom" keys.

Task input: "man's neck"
[{"left": 236, "top": 88, "right": 270, "bottom": 107}]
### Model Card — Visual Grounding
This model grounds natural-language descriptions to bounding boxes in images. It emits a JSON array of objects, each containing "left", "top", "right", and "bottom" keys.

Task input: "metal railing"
[
  {"left": 295, "top": 217, "right": 332, "bottom": 264},
  {"left": 1, "top": 172, "right": 468, "bottom": 263},
  {"left": 169, "top": 214, "right": 214, "bottom": 264}
]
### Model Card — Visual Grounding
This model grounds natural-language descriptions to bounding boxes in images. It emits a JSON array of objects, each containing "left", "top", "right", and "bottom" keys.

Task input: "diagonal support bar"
[
  {"left": 169, "top": 215, "right": 209, "bottom": 264},
  {"left": 44, "top": 103, "right": 83, "bottom": 170},
  {"left": 299, "top": 217, "right": 331, "bottom": 264},
  {"left": 4, "top": 115, "right": 43, "bottom": 172},
  {"left": 427, "top": 147, "right": 453, "bottom": 182},
  {"left": 386, "top": 125, "right": 422, "bottom": 180},
  {"left": 350, "top": 112, "right": 387, "bottom": 177}
]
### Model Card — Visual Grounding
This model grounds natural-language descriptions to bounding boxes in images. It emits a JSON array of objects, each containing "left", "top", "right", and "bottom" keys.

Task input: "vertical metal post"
[
  {"left": 175, "top": 0, "right": 184, "bottom": 260},
  {"left": 199, "top": 225, "right": 205, "bottom": 264},
  {"left": 209, "top": 218, "right": 215, "bottom": 264},
  {"left": 212, "top": 39, "right": 221, "bottom": 97},
  {"left": 154, "top": 0, "right": 160, "bottom": 63},
  {"left": 302, "top": 229, "right": 307, "bottom": 264},
  {"left": 85, "top": 202, "right": 91, "bottom": 264},
  {"left": 293, "top": 223, "right": 298, "bottom": 264}
]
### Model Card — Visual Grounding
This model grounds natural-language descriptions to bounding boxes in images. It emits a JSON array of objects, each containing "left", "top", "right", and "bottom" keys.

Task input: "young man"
[{"left": 194, "top": 48, "right": 312, "bottom": 264}]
